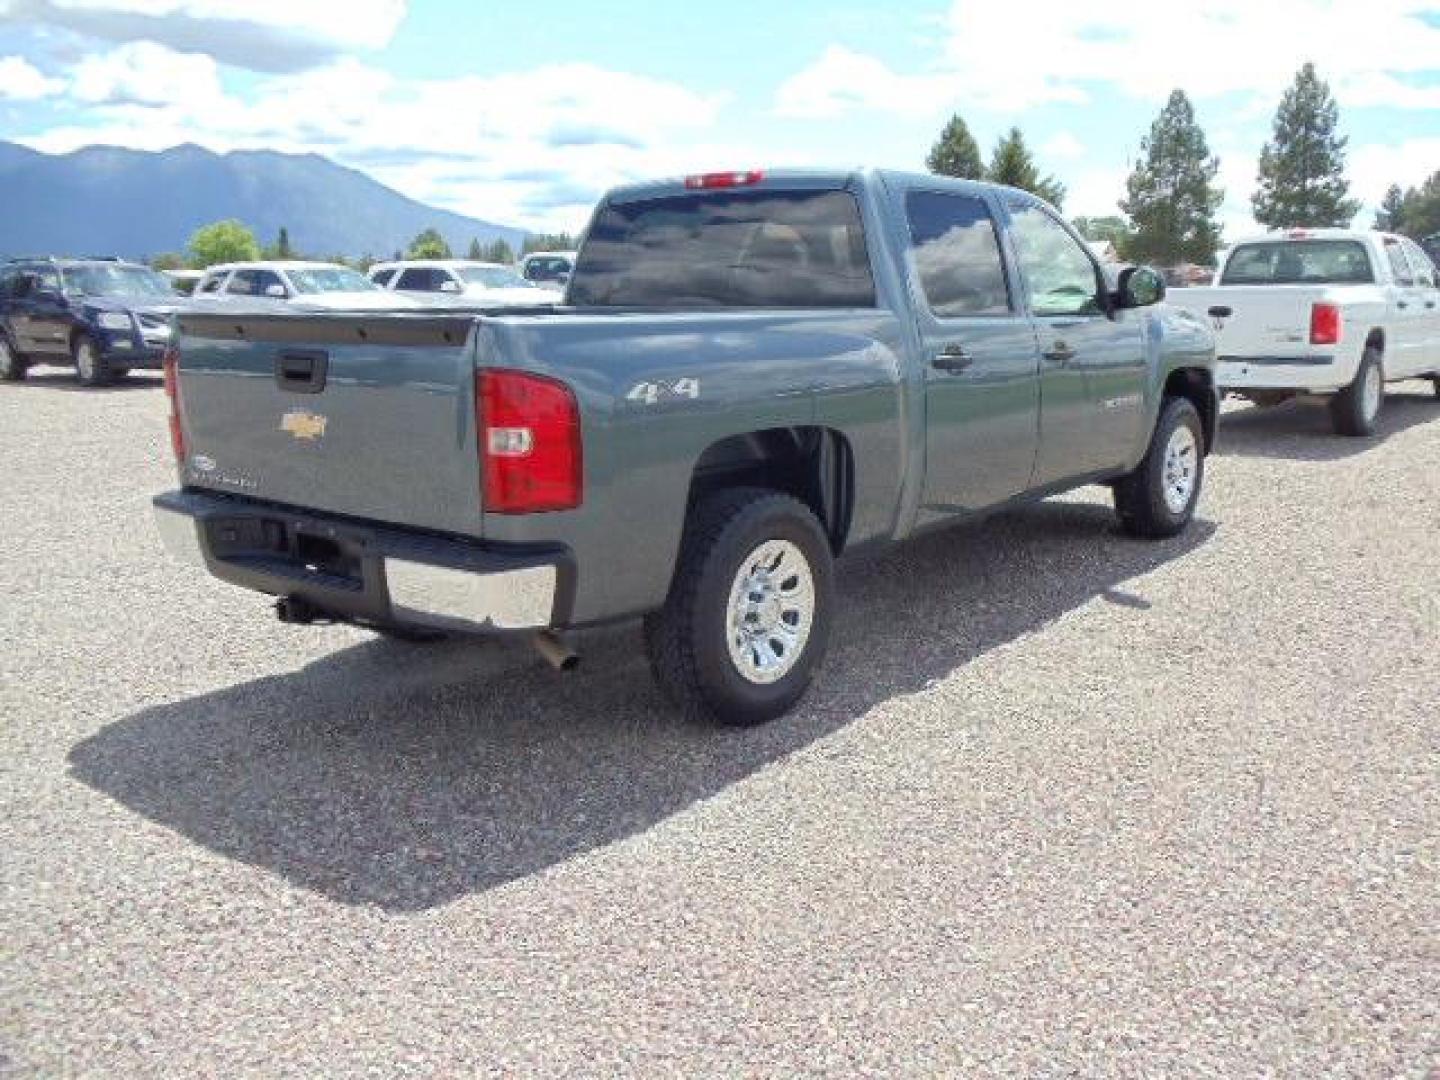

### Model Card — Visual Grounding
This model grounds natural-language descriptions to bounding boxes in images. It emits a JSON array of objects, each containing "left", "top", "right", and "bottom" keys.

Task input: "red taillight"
[
  {"left": 477, "top": 370, "right": 582, "bottom": 514},
  {"left": 1309, "top": 302, "right": 1341, "bottom": 345},
  {"left": 162, "top": 346, "right": 186, "bottom": 463},
  {"left": 684, "top": 170, "right": 763, "bottom": 190}
]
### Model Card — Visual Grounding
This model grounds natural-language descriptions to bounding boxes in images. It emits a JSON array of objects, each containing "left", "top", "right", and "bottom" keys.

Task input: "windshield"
[
  {"left": 1221, "top": 241, "right": 1374, "bottom": 285},
  {"left": 65, "top": 264, "right": 175, "bottom": 298},
  {"left": 285, "top": 266, "right": 378, "bottom": 294},
  {"left": 458, "top": 266, "right": 535, "bottom": 289},
  {"left": 569, "top": 189, "right": 876, "bottom": 308}
]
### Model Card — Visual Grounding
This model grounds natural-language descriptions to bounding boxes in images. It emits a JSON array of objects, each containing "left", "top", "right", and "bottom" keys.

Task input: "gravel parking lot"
[{"left": 2, "top": 369, "right": 1437, "bottom": 1076}]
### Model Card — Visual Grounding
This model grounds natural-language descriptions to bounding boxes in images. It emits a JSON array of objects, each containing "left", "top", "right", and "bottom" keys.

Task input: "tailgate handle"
[
  {"left": 1207, "top": 305, "right": 1232, "bottom": 318},
  {"left": 275, "top": 349, "right": 328, "bottom": 394}
]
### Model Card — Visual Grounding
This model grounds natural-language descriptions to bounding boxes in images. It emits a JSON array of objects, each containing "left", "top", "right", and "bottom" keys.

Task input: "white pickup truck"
[{"left": 1170, "top": 229, "right": 1440, "bottom": 435}]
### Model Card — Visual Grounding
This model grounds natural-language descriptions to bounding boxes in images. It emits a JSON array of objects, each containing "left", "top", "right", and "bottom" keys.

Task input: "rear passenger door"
[
  {"left": 1380, "top": 238, "right": 1426, "bottom": 376},
  {"left": 901, "top": 187, "right": 1041, "bottom": 518},
  {"left": 1005, "top": 198, "right": 1147, "bottom": 483},
  {"left": 395, "top": 266, "right": 444, "bottom": 293}
]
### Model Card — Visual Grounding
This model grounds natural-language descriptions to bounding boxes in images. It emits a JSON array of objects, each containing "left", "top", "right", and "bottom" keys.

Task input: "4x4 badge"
[{"left": 280, "top": 409, "right": 327, "bottom": 441}]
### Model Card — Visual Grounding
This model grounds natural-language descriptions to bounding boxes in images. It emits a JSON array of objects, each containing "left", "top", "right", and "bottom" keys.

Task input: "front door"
[
  {"left": 1004, "top": 199, "right": 1148, "bottom": 484},
  {"left": 901, "top": 187, "right": 1040, "bottom": 520}
]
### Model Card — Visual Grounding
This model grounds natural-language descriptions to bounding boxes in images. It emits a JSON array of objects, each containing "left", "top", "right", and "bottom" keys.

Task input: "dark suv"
[{"left": 0, "top": 258, "right": 184, "bottom": 385}]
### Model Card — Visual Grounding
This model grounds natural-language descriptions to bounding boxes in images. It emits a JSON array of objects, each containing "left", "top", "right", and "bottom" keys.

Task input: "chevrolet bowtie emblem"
[{"left": 280, "top": 409, "right": 327, "bottom": 441}]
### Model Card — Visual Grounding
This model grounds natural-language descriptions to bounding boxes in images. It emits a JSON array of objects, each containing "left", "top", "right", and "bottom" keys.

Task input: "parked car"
[
  {"left": 1169, "top": 229, "right": 1440, "bottom": 434},
  {"left": 154, "top": 168, "right": 1217, "bottom": 725},
  {"left": 192, "top": 262, "right": 419, "bottom": 310},
  {"left": 519, "top": 250, "right": 577, "bottom": 292},
  {"left": 0, "top": 257, "right": 185, "bottom": 385},
  {"left": 367, "top": 260, "right": 551, "bottom": 306}
]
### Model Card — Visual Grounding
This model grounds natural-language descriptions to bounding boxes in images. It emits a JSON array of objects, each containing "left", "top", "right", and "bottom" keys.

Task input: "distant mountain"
[{"left": 0, "top": 141, "right": 527, "bottom": 260}]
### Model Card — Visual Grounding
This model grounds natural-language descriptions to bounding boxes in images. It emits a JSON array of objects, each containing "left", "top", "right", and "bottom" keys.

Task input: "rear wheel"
[
  {"left": 0, "top": 334, "right": 25, "bottom": 382},
  {"left": 73, "top": 335, "right": 111, "bottom": 387},
  {"left": 644, "top": 488, "right": 834, "bottom": 725},
  {"left": 1330, "top": 346, "right": 1383, "bottom": 436},
  {"left": 1113, "top": 396, "right": 1205, "bottom": 539}
]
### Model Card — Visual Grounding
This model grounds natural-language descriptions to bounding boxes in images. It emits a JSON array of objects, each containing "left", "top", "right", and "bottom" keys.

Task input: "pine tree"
[
  {"left": 467, "top": 237, "right": 483, "bottom": 260},
  {"left": 277, "top": 226, "right": 293, "bottom": 260},
  {"left": 986, "top": 128, "right": 1065, "bottom": 208},
  {"left": 482, "top": 239, "right": 515, "bottom": 264},
  {"left": 1374, "top": 184, "right": 1406, "bottom": 232},
  {"left": 926, "top": 114, "right": 984, "bottom": 180},
  {"left": 1252, "top": 63, "right": 1360, "bottom": 228},
  {"left": 1119, "top": 89, "right": 1223, "bottom": 266}
]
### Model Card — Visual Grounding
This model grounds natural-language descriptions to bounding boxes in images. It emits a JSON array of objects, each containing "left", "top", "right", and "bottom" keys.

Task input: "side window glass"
[
  {"left": 372, "top": 268, "right": 396, "bottom": 287},
  {"left": 199, "top": 273, "right": 223, "bottom": 294},
  {"left": 397, "top": 267, "right": 434, "bottom": 290},
  {"left": 253, "top": 270, "right": 284, "bottom": 296},
  {"left": 1007, "top": 202, "right": 1103, "bottom": 317},
  {"left": 1403, "top": 241, "right": 1435, "bottom": 287},
  {"left": 1384, "top": 241, "right": 1414, "bottom": 286},
  {"left": 225, "top": 270, "right": 254, "bottom": 295},
  {"left": 903, "top": 191, "right": 1011, "bottom": 316}
]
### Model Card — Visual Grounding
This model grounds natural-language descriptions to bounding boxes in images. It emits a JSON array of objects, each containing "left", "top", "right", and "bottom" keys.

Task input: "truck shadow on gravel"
[
  {"left": 70, "top": 501, "right": 1215, "bottom": 912},
  {"left": 1217, "top": 384, "right": 1439, "bottom": 462}
]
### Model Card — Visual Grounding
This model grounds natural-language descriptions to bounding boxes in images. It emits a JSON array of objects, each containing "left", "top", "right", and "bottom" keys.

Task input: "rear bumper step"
[{"left": 153, "top": 489, "right": 574, "bottom": 632}]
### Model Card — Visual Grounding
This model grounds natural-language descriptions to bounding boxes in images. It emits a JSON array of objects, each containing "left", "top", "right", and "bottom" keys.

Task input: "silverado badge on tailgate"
[{"left": 280, "top": 409, "right": 327, "bottom": 441}]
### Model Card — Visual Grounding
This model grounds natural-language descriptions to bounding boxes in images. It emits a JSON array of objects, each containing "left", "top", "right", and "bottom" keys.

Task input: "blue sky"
[{"left": 1, "top": 0, "right": 1437, "bottom": 238}]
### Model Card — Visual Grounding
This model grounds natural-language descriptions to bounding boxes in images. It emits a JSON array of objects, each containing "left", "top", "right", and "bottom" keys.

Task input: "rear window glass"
[
  {"left": 569, "top": 189, "right": 875, "bottom": 308},
  {"left": 1220, "top": 241, "right": 1373, "bottom": 285}
]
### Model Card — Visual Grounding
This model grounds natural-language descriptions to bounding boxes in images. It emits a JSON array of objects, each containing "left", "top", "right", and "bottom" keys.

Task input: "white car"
[
  {"left": 1170, "top": 229, "right": 1440, "bottom": 435},
  {"left": 519, "top": 250, "right": 578, "bottom": 293},
  {"left": 193, "top": 262, "right": 419, "bottom": 310},
  {"left": 368, "top": 260, "right": 551, "bottom": 306}
]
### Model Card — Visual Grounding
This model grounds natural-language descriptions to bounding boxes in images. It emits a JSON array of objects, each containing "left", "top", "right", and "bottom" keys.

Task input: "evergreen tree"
[
  {"left": 986, "top": 128, "right": 1065, "bottom": 208},
  {"left": 1374, "top": 184, "right": 1406, "bottom": 232},
  {"left": 521, "top": 232, "right": 578, "bottom": 255},
  {"left": 482, "top": 239, "right": 515, "bottom": 264},
  {"left": 407, "top": 227, "right": 452, "bottom": 260},
  {"left": 277, "top": 226, "right": 293, "bottom": 259},
  {"left": 1394, "top": 171, "right": 1440, "bottom": 239},
  {"left": 1252, "top": 63, "right": 1360, "bottom": 228},
  {"left": 467, "top": 237, "right": 483, "bottom": 260},
  {"left": 926, "top": 113, "right": 984, "bottom": 180},
  {"left": 1119, "top": 89, "right": 1223, "bottom": 266}
]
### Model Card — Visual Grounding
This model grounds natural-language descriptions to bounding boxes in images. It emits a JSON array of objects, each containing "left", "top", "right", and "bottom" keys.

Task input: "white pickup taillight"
[
  {"left": 1309, "top": 302, "right": 1341, "bottom": 345},
  {"left": 476, "top": 370, "right": 582, "bottom": 514}
]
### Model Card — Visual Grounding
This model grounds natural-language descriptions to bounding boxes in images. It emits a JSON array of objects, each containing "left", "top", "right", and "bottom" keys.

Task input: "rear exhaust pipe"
[{"left": 533, "top": 630, "right": 580, "bottom": 672}]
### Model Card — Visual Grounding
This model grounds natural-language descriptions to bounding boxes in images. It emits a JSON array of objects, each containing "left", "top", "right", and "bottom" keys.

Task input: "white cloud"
[
  {"left": 0, "top": 53, "right": 63, "bottom": 98},
  {"left": 0, "top": 0, "right": 406, "bottom": 71},
  {"left": 1041, "top": 132, "right": 1085, "bottom": 161},
  {"left": 780, "top": 0, "right": 1440, "bottom": 115},
  {"left": 69, "top": 40, "right": 219, "bottom": 105},
  {"left": 1349, "top": 136, "right": 1440, "bottom": 204},
  {"left": 20, "top": 56, "right": 734, "bottom": 231}
]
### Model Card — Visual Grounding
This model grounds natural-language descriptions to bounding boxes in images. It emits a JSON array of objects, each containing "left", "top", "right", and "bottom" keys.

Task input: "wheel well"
[
  {"left": 1163, "top": 368, "right": 1216, "bottom": 453},
  {"left": 688, "top": 427, "right": 855, "bottom": 553},
  {"left": 1364, "top": 328, "right": 1384, "bottom": 355}
]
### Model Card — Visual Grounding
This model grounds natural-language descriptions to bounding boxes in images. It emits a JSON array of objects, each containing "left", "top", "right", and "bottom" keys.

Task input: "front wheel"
[
  {"left": 644, "top": 488, "right": 834, "bottom": 726},
  {"left": 0, "top": 335, "right": 26, "bottom": 382},
  {"left": 1330, "top": 346, "right": 1383, "bottom": 436},
  {"left": 73, "top": 335, "right": 111, "bottom": 387},
  {"left": 1113, "top": 396, "right": 1205, "bottom": 539}
]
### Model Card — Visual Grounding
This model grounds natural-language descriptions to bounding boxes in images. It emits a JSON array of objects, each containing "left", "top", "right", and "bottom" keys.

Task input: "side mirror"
[
  {"left": 439, "top": 279, "right": 461, "bottom": 293},
  {"left": 264, "top": 283, "right": 288, "bottom": 299},
  {"left": 556, "top": 271, "right": 571, "bottom": 285},
  {"left": 1116, "top": 265, "right": 1165, "bottom": 308}
]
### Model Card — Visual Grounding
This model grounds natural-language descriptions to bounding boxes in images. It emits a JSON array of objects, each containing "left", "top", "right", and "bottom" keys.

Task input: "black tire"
[
  {"left": 73, "top": 334, "right": 111, "bottom": 387},
  {"left": 644, "top": 488, "right": 834, "bottom": 726},
  {"left": 0, "top": 333, "right": 26, "bottom": 382},
  {"left": 1113, "top": 396, "right": 1205, "bottom": 539},
  {"left": 1330, "top": 346, "right": 1383, "bottom": 436},
  {"left": 1431, "top": 376, "right": 1439, "bottom": 400},
  {"left": 109, "top": 366, "right": 131, "bottom": 379}
]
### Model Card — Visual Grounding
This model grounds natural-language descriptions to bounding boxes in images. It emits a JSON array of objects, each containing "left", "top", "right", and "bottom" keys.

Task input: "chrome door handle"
[
  {"left": 1043, "top": 341, "right": 1076, "bottom": 364},
  {"left": 932, "top": 345, "right": 974, "bottom": 373},
  {"left": 1396, "top": 300, "right": 1408, "bottom": 309}
]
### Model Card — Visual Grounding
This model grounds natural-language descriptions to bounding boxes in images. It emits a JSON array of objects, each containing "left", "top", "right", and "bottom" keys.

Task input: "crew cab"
[
  {"left": 0, "top": 257, "right": 185, "bottom": 385},
  {"left": 1169, "top": 229, "right": 1440, "bottom": 435},
  {"left": 193, "top": 262, "right": 420, "bottom": 310},
  {"left": 153, "top": 169, "right": 1217, "bottom": 725},
  {"left": 519, "top": 250, "right": 577, "bottom": 292}
]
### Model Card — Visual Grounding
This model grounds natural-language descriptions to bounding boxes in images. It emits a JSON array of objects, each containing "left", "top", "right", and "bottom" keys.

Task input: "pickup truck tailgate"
[
  {"left": 174, "top": 312, "right": 484, "bottom": 538},
  {"left": 1170, "top": 285, "right": 1326, "bottom": 358}
]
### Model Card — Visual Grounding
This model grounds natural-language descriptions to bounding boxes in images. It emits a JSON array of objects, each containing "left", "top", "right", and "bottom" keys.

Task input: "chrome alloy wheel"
[
  {"left": 75, "top": 339, "right": 98, "bottom": 383},
  {"left": 0, "top": 337, "right": 15, "bottom": 377},
  {"left": 1162, "top": 424, "right": 1199, "bottom": 515},
  {"left": 1361, "top": 360, "right": 1382, "bottom": 424},
  {"left": 725, "top": 539, "right": 815, "bottom": 685}
]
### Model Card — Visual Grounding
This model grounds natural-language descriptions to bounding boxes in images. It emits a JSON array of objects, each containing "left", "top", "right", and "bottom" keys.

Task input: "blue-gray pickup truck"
[{"left": 154, "top": 168, "right": 1217, "bottom": 725}]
